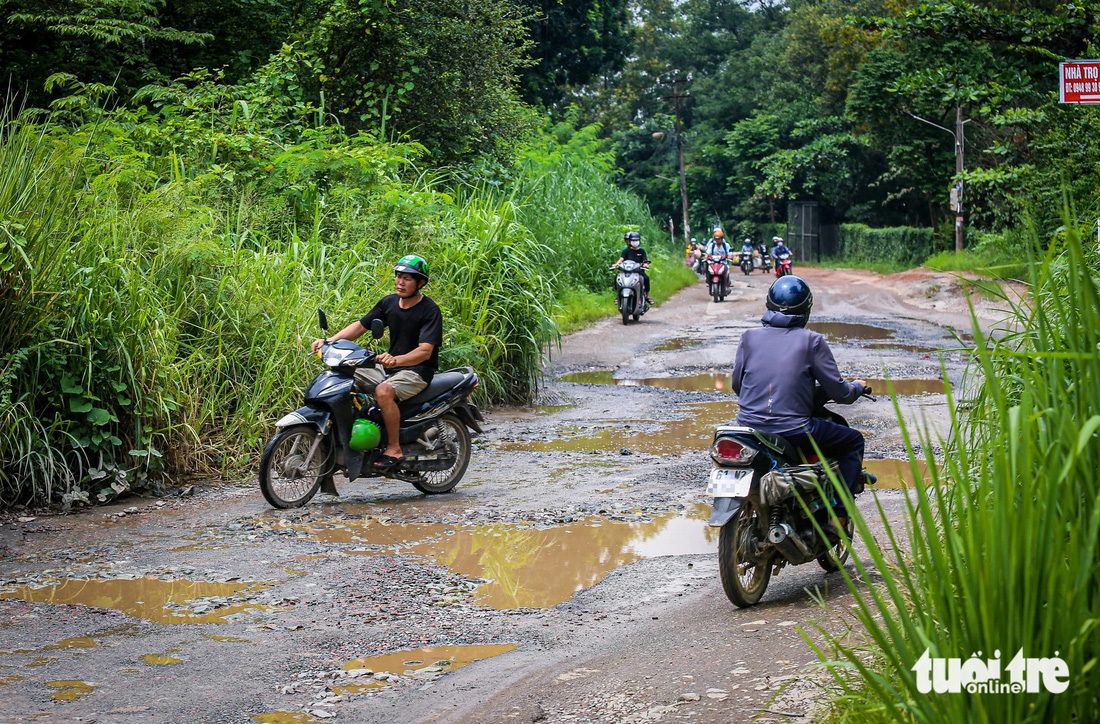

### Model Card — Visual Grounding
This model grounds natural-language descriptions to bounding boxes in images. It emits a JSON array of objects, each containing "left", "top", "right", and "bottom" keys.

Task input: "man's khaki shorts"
[{"left": 353, "top": 368, "right": 429, "bottom": 401}]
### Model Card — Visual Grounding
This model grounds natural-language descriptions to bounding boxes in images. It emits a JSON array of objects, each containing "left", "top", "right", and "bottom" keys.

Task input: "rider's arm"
[
  {"left": 310, "top": 320, "right": 366, "bottom": 352},
  {"left": 379, "top": 342, "right": 434, "bottom": 368},
  {"left": 810, "top": 336, "right": 865, "bottom": 403},
  {"left": 731, "top": 339, "right": 747, "bottom": 395}
]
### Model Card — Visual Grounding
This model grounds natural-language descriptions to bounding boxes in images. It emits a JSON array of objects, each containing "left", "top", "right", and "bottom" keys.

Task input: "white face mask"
[{"left": 630, "top": 240, "right": 640, "bottom": 248}]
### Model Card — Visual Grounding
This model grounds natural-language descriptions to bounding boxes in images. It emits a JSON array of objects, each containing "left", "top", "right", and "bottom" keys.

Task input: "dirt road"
[{"left": 0, "top": 267, "right": 991, "bottom": 723}]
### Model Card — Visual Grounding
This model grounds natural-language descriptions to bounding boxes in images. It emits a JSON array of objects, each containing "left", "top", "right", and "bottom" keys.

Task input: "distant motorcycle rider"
[
  {"left": 771, "top": 236, "right": 792, "bottom": 261},
  {"left": 731, "top": 276, "right": 868, "bottom": 531},
  {"left": 612, "top": 231, "right": 653, "bottom": 304},
  {"left": 706, "top": 229, "right": 731, "bottom": 259}
]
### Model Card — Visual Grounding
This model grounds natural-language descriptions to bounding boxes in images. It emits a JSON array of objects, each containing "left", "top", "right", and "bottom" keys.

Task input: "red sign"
[{"left": 1060, "top": 61, "right": 1100, "bottom": 104}]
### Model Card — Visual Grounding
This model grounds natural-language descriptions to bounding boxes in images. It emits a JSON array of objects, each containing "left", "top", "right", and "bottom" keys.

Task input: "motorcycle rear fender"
[
  {"left": 453, "top": 403, "right": 485, "bottom": 434},
  {"left": 708, "top": 496, "right": 744, "bottom": 527},
  {"left": 275, "top": 406, "right": 332, "bottom": 435}
]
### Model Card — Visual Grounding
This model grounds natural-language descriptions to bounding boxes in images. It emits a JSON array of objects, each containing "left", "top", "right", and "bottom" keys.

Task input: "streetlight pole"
[
  {"left": 661, "top": 72, "right": 691, "bottom": 246},
  {"left": 905, "top": 107, "right": 971, "bottom": 252}
]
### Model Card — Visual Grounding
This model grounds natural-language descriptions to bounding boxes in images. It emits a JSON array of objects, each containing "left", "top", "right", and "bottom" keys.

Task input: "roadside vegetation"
[
  {"left": 808, "top": 222, "right": 1100, "bottom": 719},
  {"left": 0, "top": 74, "right": 685, "bottom": 506}
]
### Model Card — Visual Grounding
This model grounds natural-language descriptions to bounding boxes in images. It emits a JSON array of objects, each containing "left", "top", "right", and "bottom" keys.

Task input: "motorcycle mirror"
[
  {"left": 371, "top": 318, "right": 385, "bottom": 340},
  {"left": 318, "top": 308, "right": 329, "bottom": 333}
]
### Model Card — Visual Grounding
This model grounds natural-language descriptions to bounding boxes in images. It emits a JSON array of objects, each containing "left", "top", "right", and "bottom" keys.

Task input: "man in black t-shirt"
[
  {"left": 611, "top": 231, "right": 653, "bottom": 304},
  {"left": 310, "top": 255, "right": 443, "bottom": 469}
]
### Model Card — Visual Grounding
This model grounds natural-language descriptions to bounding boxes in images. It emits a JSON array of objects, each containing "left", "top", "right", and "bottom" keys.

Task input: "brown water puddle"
[
  {"left": 865, "top": 458, "right": 935, "bottom": 489},
  {"left": 1, "top": 636, "right": 97, "bottom": 656},
  {"left": 141, "top": 653, "right": 182, "bottom": 665},
  {"left": 562, "top": 371, "right": 943, "bottom": 399},
  {"left": 534, "top": 403, "right": 577, "bottom": 415},
  {"left": 862, "top": 377, "right": 945, "bottom": 396},
  {"left": 0, "top": 674, "right": 24, "bottom": 685},
  {"left": 203, "top": 634, "right": 252, "bottom": 644},
  {"left": 497, "top": 401, "right": 736, "bottom": 456},
  {"left": 252, "top": 713, "right": 327, "bottom": 724},
  {"left": 46, "top": 680, "right": 96, "bottom": 701},
  {"left": 806, "top": 321, "right": 895, "bottom": 341},
  {"left": 865, "top": 341, "right": 939, "bottom": 353},
  {"left": 0, "top": 577, "right": 272, "bottom": 624},
  {"left": 336, "top": 643, "right": 520, "bottom": 694},
  {"left": 286, "top": 505, "right": 717, "bottom": 609},
  {"left": 651, "top": 337, "right": 703, "bottom": 351}
]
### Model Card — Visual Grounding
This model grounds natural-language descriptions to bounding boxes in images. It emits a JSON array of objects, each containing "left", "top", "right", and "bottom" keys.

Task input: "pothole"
[
  {"left": 496, "top": 401, "right": 736, "bottom": 455},
  {"left": 561, "top": 372, "right": 945, "bottom": 397},
  {"left": 651, "top": 337, "right": 703, "bottom": 351},
  {"left": 281, "top": 505, "right": 717, "bottom": 609},
  {"left": 0, "top": 577, "right": 274, "bottom": 624},
  {"left": 46, "top": 680, "right": 96, "bottom": 701},
  {"left": 865, "top": 458, "right": 935, "bottom": 489},
  {"left": 806, "top": 321, "right": 895, "bottom": 341},
  {"left": 335, "top": 643, "right": 520, "bottom": 694}
]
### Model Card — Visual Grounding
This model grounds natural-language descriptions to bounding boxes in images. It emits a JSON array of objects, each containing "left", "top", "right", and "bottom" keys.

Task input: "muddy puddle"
[
  {"left": 282, "top": 505, "right": 717, "bottom": 609},
  {"left": 253, "top": 713, "right": 327, "bottom": 724},
  {"left": 806, "top": 321, "right": 895, "bottom": 341},
  {"left": 497, "top": 400, "right": 735, "bottom": 455},
  {"left": 561, "top": 371, "right": 944, "bottom": 398},
  {"left": 651, "top": 337, "right": 703, "bottom": 351},
  {"left": 0, "top": 577, "right": 272, "bottom": 624},
  {"left": 865, "top": 458, "right": 935, "bottom": 489},
  {"left": 862, "top": 377, "right": 945, "bottom": 396},
  {"left": 336, "top": 643, "right": 519, "bottom": 694},
  {"left": 46, "top": 680, "right": 96, "bottom": 701}
]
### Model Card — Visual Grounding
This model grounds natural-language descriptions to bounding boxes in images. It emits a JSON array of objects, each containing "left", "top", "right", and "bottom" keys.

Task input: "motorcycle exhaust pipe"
[{"left": 768, "top": 523, "right": 813, "bottom": 559}]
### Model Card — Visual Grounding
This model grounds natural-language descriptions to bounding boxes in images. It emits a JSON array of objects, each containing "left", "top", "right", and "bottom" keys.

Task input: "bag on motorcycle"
[{"left": 760, "top": 463, "right": 827, "bottom": 506}]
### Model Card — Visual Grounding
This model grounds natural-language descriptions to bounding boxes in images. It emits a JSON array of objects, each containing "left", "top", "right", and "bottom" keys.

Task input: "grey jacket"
[{"left": 731, "top": 310, "right": 864, "bottom": 434}]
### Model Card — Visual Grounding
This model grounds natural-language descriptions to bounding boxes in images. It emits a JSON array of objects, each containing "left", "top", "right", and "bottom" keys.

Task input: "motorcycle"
[
  {"left": 612, "top": 260, "right": 650, "bottom": 325},
  {"left": 739, "top": 249, "right": 754, "bottom": 276},
  {"left": 259, "top": 310, "right": 485, "bottom": 508},
  {"left": 757, "top": 247, "right": 771, "bottom": 273},
  {"left": 775, "top": 253, "right": 793, "bottom": 278},
  {"left": 704, "top": 385, "right": 875, "bottom": 607},
  {"left": 707, "top": 254, "right": 731, "bottom": 303}
]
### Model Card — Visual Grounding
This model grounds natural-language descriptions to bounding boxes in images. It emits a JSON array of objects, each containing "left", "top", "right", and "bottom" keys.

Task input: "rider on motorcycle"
[
  {"left": 612, "top": 231, "right": 653, "bottom": 304},
  {"left": 771, "top": 236, "right": 792, "bottom": 261},
  {"left": 705, "top": 230, "right": 731, "bottom": 259},
  {"left": 741, "top": 239, "right": 754, "bottom": 255},
  {"left": 730, "top": 276, "right": 868, "bottom": 530},
  {"left": 310, "top": 255, "right": 443, "bottom": 470}
]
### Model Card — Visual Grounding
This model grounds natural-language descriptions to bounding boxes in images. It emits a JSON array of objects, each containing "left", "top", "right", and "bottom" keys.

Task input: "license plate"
[{"left": 706, "top": 468, "right": 752, "bottom": 497}]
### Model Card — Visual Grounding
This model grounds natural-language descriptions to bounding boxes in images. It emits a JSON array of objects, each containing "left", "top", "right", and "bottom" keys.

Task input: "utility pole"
[
  {"left": 905, "top": 106, "right": 970, "bottom": 252},
  {"left": 661, "top": 73, "right": 691, "bottom": 246}
]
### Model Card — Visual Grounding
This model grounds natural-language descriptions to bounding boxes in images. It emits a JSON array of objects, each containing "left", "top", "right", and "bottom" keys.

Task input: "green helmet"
[{"left": 394, "top": 254, "right": 430, "bottom": 283}]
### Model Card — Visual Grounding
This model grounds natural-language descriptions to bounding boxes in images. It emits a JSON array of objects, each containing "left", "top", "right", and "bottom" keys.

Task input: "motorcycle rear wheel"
[
  {"left": 817, "top": 516, "right": 855, "bottom": 572},
  {"left": 718, "top": 500, "right": 772, "bottom": 607},
  {"left": 259, "top": 425, "right": 333, "bottom": 508},
  {"left": 411, "top": 414, "right": 471, "bottom": 495}
]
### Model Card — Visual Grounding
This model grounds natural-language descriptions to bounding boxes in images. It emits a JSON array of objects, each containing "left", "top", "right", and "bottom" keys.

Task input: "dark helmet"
[
  {"left": 624, "top": 231, "right": 641, "bottom": 242},
  {"left": 394, "top": 254, "right": 430, "bottom": 283},
  {"left": 766, "top": 275, "right": 813, "bottom": 316}
]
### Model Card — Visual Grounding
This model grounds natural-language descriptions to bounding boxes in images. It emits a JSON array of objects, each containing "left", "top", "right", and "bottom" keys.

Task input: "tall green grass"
[
  {"left": 810, "top": 217, "right": 1100, "bottom": 720},
  {"left": 1, "top": 94, "right": 671, "bottom": 505}
]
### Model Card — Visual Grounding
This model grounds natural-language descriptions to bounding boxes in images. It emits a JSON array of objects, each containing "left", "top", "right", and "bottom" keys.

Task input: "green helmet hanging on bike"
[{"left": 394, "top": 255, "right": 430, "bottom": 284}]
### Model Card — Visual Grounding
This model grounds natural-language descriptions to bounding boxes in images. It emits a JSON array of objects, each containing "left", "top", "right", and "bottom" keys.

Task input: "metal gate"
[{"left": 788, "top": 201, "right": 818, "bottom": 262}]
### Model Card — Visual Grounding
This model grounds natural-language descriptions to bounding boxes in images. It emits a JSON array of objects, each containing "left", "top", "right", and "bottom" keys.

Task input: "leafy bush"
[{"left": 836, "top": 223, "right": 939, "bottom": 266}]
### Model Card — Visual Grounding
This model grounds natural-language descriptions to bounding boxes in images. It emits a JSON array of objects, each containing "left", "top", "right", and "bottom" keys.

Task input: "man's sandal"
[{"left": 372, "top": 454, "right": 403, "bottom": 470}]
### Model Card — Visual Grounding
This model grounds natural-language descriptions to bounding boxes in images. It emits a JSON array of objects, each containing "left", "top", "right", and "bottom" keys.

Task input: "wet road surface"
[{"left": 0, "top": 267, "right": 995, "bottom": 722}]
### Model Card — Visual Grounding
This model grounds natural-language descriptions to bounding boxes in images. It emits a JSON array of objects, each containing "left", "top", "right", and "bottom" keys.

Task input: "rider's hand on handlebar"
[
  {"left": 310, "top": 338, "right": 325, "bottom": 354},
  {"left": 855, "top": 379, "right": 870, "bottom": 394},
  {"left": 376, "top": 352, "right": 397, "bottom": 368}
]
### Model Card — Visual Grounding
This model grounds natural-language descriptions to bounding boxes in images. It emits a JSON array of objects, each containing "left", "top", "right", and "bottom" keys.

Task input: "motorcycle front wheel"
[
  {"left": 259, "top": 425, "right": 333, "bottom": 508},
  {"left": 718, "top": 500, "right": 772, "bottom": 608},
  {"left": 411, "top": 414, "right": 471, "bottom": 495}
]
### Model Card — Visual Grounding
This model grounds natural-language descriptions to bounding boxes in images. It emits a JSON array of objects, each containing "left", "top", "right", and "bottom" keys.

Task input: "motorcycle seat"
[
  {"left": 401, "top": 370, "right": 468, "bottom": 408},
  {"left": 752, "top": 430, "right": 802, "bottom": 463}
]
